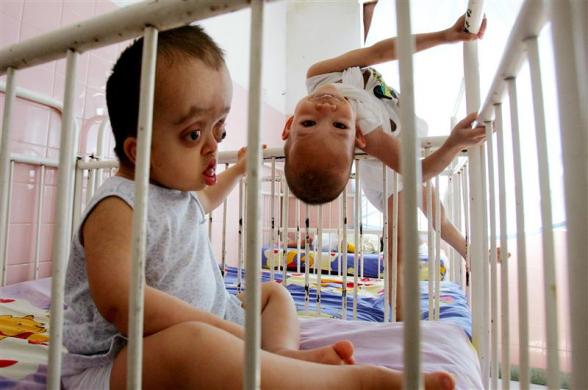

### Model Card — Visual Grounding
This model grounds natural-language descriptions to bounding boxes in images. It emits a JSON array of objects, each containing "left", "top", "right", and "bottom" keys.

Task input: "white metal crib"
[{"left": 0, "top": 1, "right": 585, "bottom": 389}]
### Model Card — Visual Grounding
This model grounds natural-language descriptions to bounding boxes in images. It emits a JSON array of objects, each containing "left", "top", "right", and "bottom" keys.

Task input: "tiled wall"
[
  {"left": 0, "top": 0, "right": 122, "bottom": 284},
  {"left": 1, "top": 0, "right": 288, "bottom": 284}
]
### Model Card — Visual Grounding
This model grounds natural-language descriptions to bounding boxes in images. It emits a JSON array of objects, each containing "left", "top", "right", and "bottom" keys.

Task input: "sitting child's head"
[
  {"left": 106, "top": 25, "right": 230, "bottom": 192},
  {"left": 282, "top": 84, "right": 365, "bottom": 204}
]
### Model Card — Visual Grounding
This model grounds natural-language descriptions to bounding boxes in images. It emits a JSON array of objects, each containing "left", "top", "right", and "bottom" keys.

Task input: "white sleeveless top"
[{"left": 62, "top": 176, "right": 244, "bottom": 373}]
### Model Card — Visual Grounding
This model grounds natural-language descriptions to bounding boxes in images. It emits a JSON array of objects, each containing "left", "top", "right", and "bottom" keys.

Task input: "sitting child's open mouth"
[{"left": 203, "top": 159, "right": 217, "bottom": 185}]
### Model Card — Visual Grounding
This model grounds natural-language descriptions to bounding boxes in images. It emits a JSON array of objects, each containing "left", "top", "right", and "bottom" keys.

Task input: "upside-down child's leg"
[
  {"left": 239, "top": 281, "right": 355, "bottom": 365},
  {"left": 420, "top": 183, "right": 467, "bottom": 259},
  {"left": 109, "top": 321, "right": 455, "bottom": 390}
]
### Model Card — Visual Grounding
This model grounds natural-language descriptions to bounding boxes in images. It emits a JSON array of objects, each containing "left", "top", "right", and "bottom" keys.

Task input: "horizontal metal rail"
[
  {"left": 0, "top": 0, "right": 272, "bottom": 75},
  {"left": 478, "top": 0, "right": 547, "bottom": 121},
  {"left": 0, "top": 81, "right": 63, "bottom": 112}
]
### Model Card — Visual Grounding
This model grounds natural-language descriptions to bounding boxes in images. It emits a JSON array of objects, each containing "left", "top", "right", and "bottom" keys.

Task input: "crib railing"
[{"left": 0, "top": 0, "right": 585, "bottom": 389}]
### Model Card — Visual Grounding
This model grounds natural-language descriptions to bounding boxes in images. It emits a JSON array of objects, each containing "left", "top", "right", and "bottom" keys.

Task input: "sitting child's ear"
[
  {"left": 355, "top": 126, "right": 367, "bottom": 150},
  {"left": 281, "top": 116, "right": 294, "bottom": 140},
  {"left": 123, "top": 137, "right": 138, "bottom": 165}
]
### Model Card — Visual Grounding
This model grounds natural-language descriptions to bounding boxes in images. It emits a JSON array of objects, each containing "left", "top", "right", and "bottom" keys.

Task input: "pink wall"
[
  {"left": 1, "top": 0, "right": 288, "bottom": 283},
  {"left": 0, "top": 0, "right": 121, "bottom": 284}
]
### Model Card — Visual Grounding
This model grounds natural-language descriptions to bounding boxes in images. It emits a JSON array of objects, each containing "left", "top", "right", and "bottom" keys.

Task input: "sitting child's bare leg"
[
  {"left": 242, "top": 281, "right": 354, "bottom": 365},
  {"left": 110, "top": 321, "right": 455, "bottom": 390}
]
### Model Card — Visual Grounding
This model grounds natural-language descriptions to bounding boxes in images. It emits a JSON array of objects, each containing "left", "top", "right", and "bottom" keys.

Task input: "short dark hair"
[
  {"left": 284, "top": 147, "right": 350, "bottom": 205},
  {"left": 106, "top": 25, "right": 225, "bottom": 166}
]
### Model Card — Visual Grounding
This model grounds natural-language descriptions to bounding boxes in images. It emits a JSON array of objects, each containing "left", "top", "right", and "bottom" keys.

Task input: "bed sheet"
[
  {"left": 261, "top": 246, "right": 448, "bottom": 280},
  {"left": 224, "top": 266, "right": 472, "bottom": 338},
  {"left": 0, "top": 277, "right": 478, "bottom": 390}
]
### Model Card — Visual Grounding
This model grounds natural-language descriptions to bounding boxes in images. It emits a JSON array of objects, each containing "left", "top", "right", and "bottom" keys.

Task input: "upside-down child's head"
[
  {"left": 282, "top": 84, "right": 366, "bottom": 204},
  {"left": 106, "top": 25, "right": 231, "bottom": 192}
]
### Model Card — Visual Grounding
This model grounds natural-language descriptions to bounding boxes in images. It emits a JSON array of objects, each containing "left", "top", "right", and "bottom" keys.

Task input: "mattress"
[{"left": 0, "top": 276, "right": 480, "bottom": 389}]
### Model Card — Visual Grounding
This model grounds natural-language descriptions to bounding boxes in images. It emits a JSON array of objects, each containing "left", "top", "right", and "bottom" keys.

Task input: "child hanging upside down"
[{"left": 282, "top": 15, "right": 487, "bottom": 320}]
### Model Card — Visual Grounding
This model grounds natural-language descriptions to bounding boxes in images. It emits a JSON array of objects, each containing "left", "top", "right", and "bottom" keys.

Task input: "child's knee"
[{"left": 262, "top": 281, "right": 291, "bottom": 302}]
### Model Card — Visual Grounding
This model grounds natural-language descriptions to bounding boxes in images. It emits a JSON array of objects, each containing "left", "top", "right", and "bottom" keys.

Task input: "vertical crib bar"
[
  {"left": 87, "top": 160, "right": 97, "bottom": 198},
  {"left": 337, "top": 194, "right": 342, "bottom": 276},
  {"left": 304, "top": 203, "right": 310, "bottom": 312},
  {"left": 353, "top": 160, "right": 360, "bottom": 319},
  {"left": 396, "top": 0, "right": 421, "bottom": 386},
  {"left": 221, "top": 165, "right": 228, "bottom": 278},
  {"left": 2, "top": 161, "right": 15, "bottom": 284},
  {"left": 296, "top": 199, "right": 301, "bottom": 273},
  {"left": 453, "top": 172, "right": 462, "bottom": 285},
  {"left": 495, "top": 104, "right": 510, "bottom": 389},
  {"left": 47, "top": 49, "right": 79, "bottom": 390},
  {"left": 0, "top": 67, "right": 16, "bottom": 286},
  {"left": 434, "top": 175, "right": 441, "bottom": 320},
  {"left": 550, "top": 5, "right": 588, "bottom": 386},
  {"left": 269, "top": 158, "right": 276, "bottom": 280},
  {"left": 33, "top": 165, "right": 46, "bottom": 280},
  {"left": 244, "top": 1, "right": 264, "bottom": 387},
  {"left": 391, "top": 171, "right": 399, "bottom": 321},
  {"left": 238, "top": 179, "right": 244, "bottom": 292},
  {"left": 464, "top": 26, "right": 488, "bottom": 381},
  {"left": 316, "top": 205, "right": 323, "bottom": 315},
  {"left": 480, "top": 132, "right": 491, "bottom": 380},
  {"left": 485, "top": 120, "right": 499, "bottom": 390},
  {"left": 448, "top": 175, "right": 455, "bottom": 282},
  {"left": 72, "top": 160, "right": 83, "bottom": 235},
  {"left": 461, "top": 165, "right": 470, "bottom": 295},
  {"left": 526, "top": 36, "right": 561, "bottom": 389},
  {"left": 507, "top": 77, "right": 530, "bottom": 390},
  {"left": 341, "top": 186, "right": 348, "bottom": 320},
  {"left": 382, "top": 163, "right": 390, "bottom": 322},
  {"left": 126, "top": 27, "right": 157, "bottom": 390},
  {"left": 282, "top": 177, "right": 289, "bottom": 285},
  {"left": 426, "top": 171, "right": 434, "bottom": 320}
]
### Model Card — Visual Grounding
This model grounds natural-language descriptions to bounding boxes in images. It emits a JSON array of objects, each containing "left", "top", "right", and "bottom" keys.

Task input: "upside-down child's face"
[
  {"left": 282, "top": 83, "right": 365, "bottom": 180},
  {"left": 148, "top": 57, "right": 232, "bottom": 192}
]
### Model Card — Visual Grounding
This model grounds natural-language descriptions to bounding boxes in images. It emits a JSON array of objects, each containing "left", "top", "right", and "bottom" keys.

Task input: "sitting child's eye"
[
  {"left": 185, "top": 130, "right": 201, "bottom": 142},
  {"left": 333, "top": 122, "right": 348, "bottom": 129},
  {"left": 301, "top": 120, "right": 316, "bottom": 127}
]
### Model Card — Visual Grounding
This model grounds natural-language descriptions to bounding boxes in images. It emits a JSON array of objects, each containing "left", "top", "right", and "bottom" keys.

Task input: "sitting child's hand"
[
  {"left": 444, "top": 14, "right": 487, "bottom": 43},
  {"left": 235, "top": 144, "right": 267, "bottom": 175},
  {"left": 447, "top": 112, "right": 487, "bottom": 151}
]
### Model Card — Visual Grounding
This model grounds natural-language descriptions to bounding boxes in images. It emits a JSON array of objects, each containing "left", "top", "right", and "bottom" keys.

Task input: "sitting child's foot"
[
  {"left": 276, "top": 340, "right": 355, "bottom": 365},
  {"left": 362, "top": 366, "right": 455, "bottom": 390}
]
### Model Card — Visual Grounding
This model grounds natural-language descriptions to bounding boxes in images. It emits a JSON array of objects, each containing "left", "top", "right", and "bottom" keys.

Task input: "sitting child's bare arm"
[{"left": 82, "top": 197, "right": 245, "bottom": 339}]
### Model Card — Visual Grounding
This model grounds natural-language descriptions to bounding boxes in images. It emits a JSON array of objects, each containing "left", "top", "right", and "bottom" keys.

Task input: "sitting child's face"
[
  {"left": 282, "top": 84, "right": 366, "bottom": 204},
  {"left": 148, "top": 57, "right": 232, "bottom": 192}
]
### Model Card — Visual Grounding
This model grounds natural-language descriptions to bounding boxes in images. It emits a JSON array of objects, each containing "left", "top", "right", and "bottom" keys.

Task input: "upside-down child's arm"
[
  {"left": 82, "top": 197, "right": 245, "bottom": 340},
  {"left": 361, "top": 113, "right": 486, "bottom": 181},
  {"left": 307, "top": 15, "right": 486, "bottom": 78}
]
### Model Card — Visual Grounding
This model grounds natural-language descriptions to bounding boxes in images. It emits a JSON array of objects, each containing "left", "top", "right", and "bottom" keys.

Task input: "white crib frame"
[{"left": 0, "top": 1, "right": 586, "bottom": 389}]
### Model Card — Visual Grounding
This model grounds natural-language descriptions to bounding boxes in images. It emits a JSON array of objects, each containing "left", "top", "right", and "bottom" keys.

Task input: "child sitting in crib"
[
  {"left": 61, "top": 25, "right": 455, "bottom": 390},
  {"left": 282, "top": 14, "right": 487, "bottom": 320}
]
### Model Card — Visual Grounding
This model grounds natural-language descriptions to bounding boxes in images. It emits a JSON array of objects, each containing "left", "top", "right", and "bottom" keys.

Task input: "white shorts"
[
  {"left": 62, "top": 363, "right": 113, "bottom": 390},
  {"left": 359, "top": 159, "right": 403, "bottom": 212}
]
